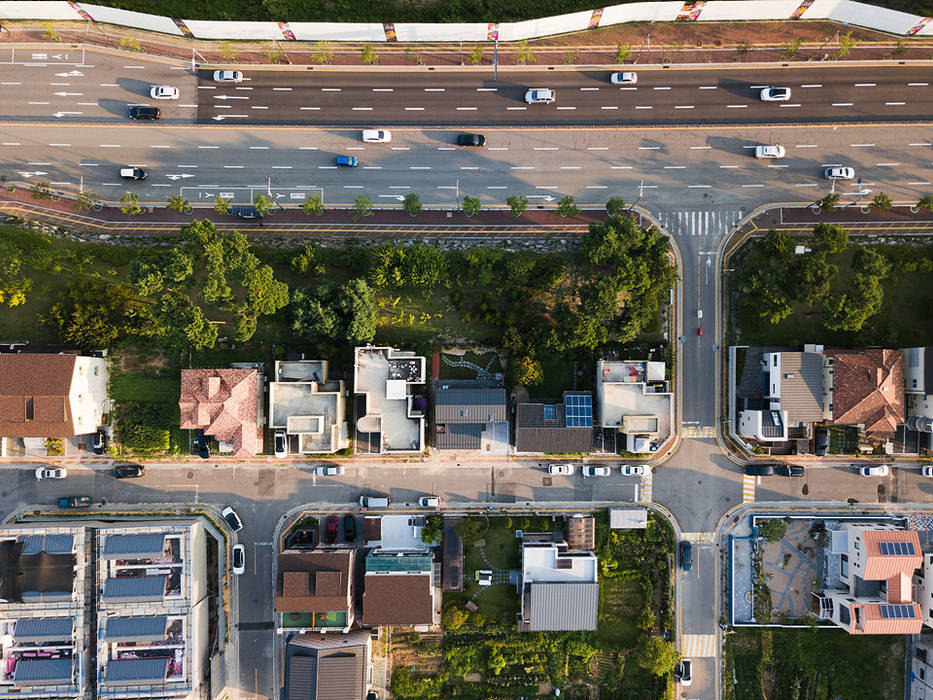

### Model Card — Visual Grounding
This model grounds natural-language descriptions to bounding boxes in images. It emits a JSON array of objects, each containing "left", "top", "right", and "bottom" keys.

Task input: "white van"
[{"left": 359, "top": 495, "right": 390, "bottom": 508}]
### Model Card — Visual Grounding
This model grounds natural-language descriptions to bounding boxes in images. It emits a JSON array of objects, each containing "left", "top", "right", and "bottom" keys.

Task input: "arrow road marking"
[
  {"left": 53, "top": 91, "right": 83, "bottom": 96},
  {"left": 18, "top": 171, "right": 48, "bottom": 178},
  {"left": 52, "top": 111, "right": 82, "bottom": 118},
  {"left": 526, "top": 195, "right": 555, "bottom": 201},
  {"left": 166, "top": 173, "right": 196, "bottom": 181},
  {"left": 211, "top": 115, "right": 249, "bottom": 121},
  {"left": 378, "top": 195, "right": 405, "bottom": 201},
  {"left": 213, "top": 95, "right": 249, "bottom": 100},
  {"left": 55, "top": 70, "right": 84, "bottom": 77}
]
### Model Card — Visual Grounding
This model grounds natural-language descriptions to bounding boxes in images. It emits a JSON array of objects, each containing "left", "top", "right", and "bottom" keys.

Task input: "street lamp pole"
[{"left": 494, "top": 40, "right": 499, "bottom": 81}]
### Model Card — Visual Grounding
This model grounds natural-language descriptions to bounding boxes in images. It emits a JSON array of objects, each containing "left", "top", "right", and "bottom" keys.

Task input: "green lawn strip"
[
  {"left": 596, "top": 576, "right": 643, "bottom": 648},
  {"left": 109, "top": 372, "right": 181, "bottom": 403}
]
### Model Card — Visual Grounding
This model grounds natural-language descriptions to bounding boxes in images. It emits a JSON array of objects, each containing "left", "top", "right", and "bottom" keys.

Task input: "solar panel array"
[
  {"left": 879, "top": 540, "right": 916, "bottom": 556},
  {"left": 565, "top": 394, "right": 593, "bottom": 428},
  {"left": 879, "top": 604, "right": 915, "bottom": 619}
]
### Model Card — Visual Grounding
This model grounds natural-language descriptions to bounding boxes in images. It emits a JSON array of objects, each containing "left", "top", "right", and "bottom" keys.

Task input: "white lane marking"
[
  {"left": 300, "top": 107, "right": 321, "bottom": 110},
  {"left": 1, "top": 81, "right": 23, "bottom": 85},
  {"left": 780, "top": 104, "right": 802, "bottom": 107},
  {"left": 150, "top": 145, "right": 170, "bottom": 149},
  {"left": 611, "top": 166, "right": 633, "bottom": 169},
  {"left": 352, "top": 107, "right": 373, "bottom": 110},
  {"left": 617, "top": 87, "right": 638, "bottom": 91},
  {"left": 691, "top": 146, "right": 712, "bottom": 150},
  {"left": 556, "top": 106, "right": 576, "bottom": 110},
  {"left": 198, "top": 146, "right": 219, "bottom": 149},
  {"left": 641, "top": 185, "right": 659, "bottom": 189},
  {"left": 234, "top": 86, "right": 253, "bottom": 90},
  {"left": 49, "top": 82, "right": 70, "bottom": 86},
  {"left": 250, "top": 106, "right": 269, "bottom": 109},
  {"left": 151, "top": 183, "right": 172, "bottom": 187},
  {"left": 635, "top": 106, "right": 653, "bottom": 109},
  {"left": 436, "top": 185, "right": 457, "bottom": 190},
  {"left": 214, "top": 105, "right": 232, "bottom": 109},
  {"left": 197, "top": 85, "right": 216, "bottom": 89},
  {"left": 876, "top": 162, "right": 900, "bottom": 166},
  {"left": 750, "top": 85, "right": 768, "bottom": 89},
  {"left": 298, "top": 146, "right": 318, "bottom": 150},
  {"left": 801, "top": 83, "right": 822, "bottom": 88},
  {"left": 273, "top": 87, "right": 292, "bottom": 91},
  {"left": 580, "top": 87, "right": 600, "bottom": 91},
  {"left": 424, "top": 88, "right": 445, "bottom": 92},
  {"left": 437, "top": 147, "right": 456, "bottom": 150},
  {"left": 909, "top": 181, "right": 932, "bottom": 185},
  {"left": 372, "top": 88, "right": 393, "bottom": 92},
  {"left": 391, "top": 147, "right": 410, "bottom": 151},
  {"left": 675, "top": 105, "right": 694, "bottom": 109},
  {"left": 534, "top": 147, "right": 558, "bottom": 151},
  {"left": 795, "top": 183, "right": 818, "bottom": 187},
  {"left": 405, "top": 107, "right": 424, "bottom": 110},
  {"left": 48, "top": 143, "right": 70, "bottom": 147},
  {"left": 223, "top": 165, "right": 245, "bottom": 169},
  {"left": 362, "top": 166, "right": 382, "bottom": 169},
  {"left": 664, "top": 165, "right": 686, "bottom": 169},
  {"left": 699, "top": 86, "right": 717, "bottom": 90},
  {"left": 344, "top": 185, "right": 364, "bottom": 188},
  {"left": 487, "top": 147, "right": 509, "bottom": 151},
  {"left": 318, "top": 166, "right": 337, "bottom": 169},
  {"left": 638, "top": 146, "right": 661, "bottom": 150},
  {"left": 79, "top": 162, "right": 98, "bottom": 166},
  {"left": 321, "top": 88, "right": 341, "bottom": 91},
  {"left": 909, "top": 82, "right": 929, "bottom": 86},
  {"left": 459, "top": 166, "right": 479, "bottom": 170},
  {"left": 28, "top": 101, "right": 50, "bottom": 105},
  {"left": 1, "top": 142, "right": 21, "bottom": 146},
  {"left": 910, "top": 142, "right": 933, "bottom": 146},
  {"left": 409, "top": 166, "right": 431, "bottom": 170},
  {"left": 49, "top": 181, "right": 71, "bottom": 186},
  {"left": 851, "top": 143, "right": 875, "bottom": 147},
  {"left": 742, "top": 184, "right": 765, "bottom": 188},
  {"left": 796, "top": 144, "right": 817, "bottom": 148},
  {"left": 536, "top": 186, "right": 559, "bottom": 190},
  {"left": 511, "top": 166, "right": 534, "bottom": 170},
  {"left": 768, "top": 164, "right": 789, "bottom": 168},
  {"left": 831, "top": 102, "right": 853, "bottom": 106},
  {"left": 560, "top": 166, "right": 582, "bottom": 170},
  {"left": 601, "top": 106, "right": 618, "bottom": 110},
  {"left": 720, "top": 165, "right": 739, "bottom": 169},
  {"left": 249, "top": 146, "right": 269, "bottom": 150},
  {"left": 388, "top": 186, "right": 409, "bottom": 189},
  {"left": 726, "top": 104, "right": 747, "bottom": 108},
  {"left": 886, "top": 102, "right": 906, "bottom": 106},
  {"left": 486, "top": 186, "right": 507, "bottom": 189},
  {"left": 506, "top": 106, "right": 527, "bottom": 110},
  {"left": 456, "top": 106, "right": 478, "bottom": 110},
  {"left": 476, "top": 88, "right": 497, "bottom": 91},
  {"left": 122, "top": 65, "right": 145, "bottom": 69},
  {"left": 178, "top": 165, "right": 197, "bottom": 168},
  {"left": 98, "top": 144, "right": 120, "bottom": 148},
  {"left": 179, "top": 104, "right": 197, "bottom": 108},
  {"left": 27, "top": 161, "right": 50, "bottom": 165},
  {"left": 588, "top": 147, "right": 609, "bottom": 151},
  {"left": 688, "top": 185, "right": 712, "bottom": 188},
  {"left": 586, "top": 185, "right": 608, "bottom": 189},
  {"left": 854, "top": 83, "right": 876, "bottom": 87},
  {"left": 346, "top": 147, "right": 364, "bottom": 150},
  {"left": 653, "top": 86, "right": 671, "bottom": 90}
]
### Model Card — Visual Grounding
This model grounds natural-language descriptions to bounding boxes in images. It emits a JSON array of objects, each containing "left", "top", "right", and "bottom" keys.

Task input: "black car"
[
  {"left": 129, "top": 105, "right": 160, "bottom": 120},
  {"left": 113, "top": 464, "right": 144, "bottom": 479},
  {"left": 92, "top": 429, "right": 107, "bottom": 455},
  {"left": 775, "top": 464, "right": 805, "bottom": 477},
  {"left": 456, "top": 133, "right": 486, "bottom": 147},
  {"left": 679, "top": 540, "right": 693, "bottom": 571},
  {"left": 196, "top": 429, "right": 211, "bottom": 459},
  {"left": 744, "top": 463, "right": 775, "bottom": 476},
  {"left": 231, "top": 205, "right": 262, "bottom": 219},
  {"left": 814, "top": 426, "right": 829, "bottom": 456},
  {"left": 343, "top": 514, "right": 357, "bottom": 543}
]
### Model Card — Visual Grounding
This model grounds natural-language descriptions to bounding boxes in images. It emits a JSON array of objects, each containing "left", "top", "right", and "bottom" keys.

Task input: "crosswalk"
[
  {"left": 681, "top": 531, "right": 715, "bottom": 544},
  {"left": 742, "top": 474, "right": 757, "bottom": 503},
  {"left": 638, "top": 473, "right": 653, "bottom": 503},
  {"left": 653, "top": 208, "right": 745, "bottom": 237},
  {"left": 681, "top": 425, "right": 715, "bottom": 438},
  {"left": 681, "top": 634, "right": 717, "bottom": 658}
]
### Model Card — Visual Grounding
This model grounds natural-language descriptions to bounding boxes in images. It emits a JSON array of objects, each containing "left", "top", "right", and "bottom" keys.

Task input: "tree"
[
  {"left": 402, "top": 193, "right": 422, "bottom": 216},
  {"left": 606, "top": 196, "right": 626, "bottom": 216},
  {"left": 616, "top": 43, "right": 633, "bottom": 63},
  {"left": 461, "top": 195, "right": 481, "bottom": 217},
  {"left": 338, "top": 278, "right": 379, "bottom": 342},
  {"left": 468, "top": 44, "right": 483, "bottom": 64},
  {"left": 253, "top": 194, "right": 274, "bottom": 217},
  {"left": 507, "top": 194, "right": 528, "bottom": 218},
  {"left": 812, "top": 222, "right": 848, "bottom": 255},
  {"left": 29, "top": 181, "right": 55, "bottom": 201},
  {"left": 353, "top": 194, "right": 373, "bottom": 221},
  {"left": 455, "top": 516, "right": 488, "bottom": 544},
  {"left": 120, "top": 192, "right": 143, "bottom": 215},
  {"left": 516, "top": 40, "right": 535, "bottom": 64},
  {"left": 760, "top": 518, "right": 788, "bottom": 542},
  {"left": 233, "top": 305, "right": 257, "bottom": 342},
  {"left": 167, "top": 194, "right": 192, "bottom": 214},
  {"left": 760, "top": 228, "right": 794, "bottom": 259},
  {"left": 513, "top": 355, "right": 543, "bottom": 386},
  {"left": 290, "top": 278, "right": 378, "bottom": 343},
  {"left": 156, "top": 294, "right": 218, "bottom": 349},
  {"left": 635, "top": 636, "right": 681, "bottom": 677},
  {"left": 421, "top": 514, "right": 442, "bottom": 544},
  {"left": 213, "top": 195, "right": 231, "bottom": 215},
  {"left": 441, "top": 604, "right": 469, "bottom": 631},
  {"left": 556, "top": 195, "right": 579, "bottom": 218},
  {"left": 219, "top": 41, "right": 238, "bottom": 61},
  {"left": 871, "top": 191, "right": 893, "bottom": 212},
  {"left": 918, "top": 194, "right": 933, "bottom": 212},
  {"left": 794, "top": 254, "right": 836, "bottom": 305},
  {"left": 314, "top": 40, "right": 333, "bottom": 64},
  {"left": 243, "top": 264, "right": 289, "bottom": 317},
  {"left": 302, "top": 193, "right": 324, "bottom": 216},
  {"left": 360, "top": 44, "right": 379, "bottom": 65},
  {"left": 75, "top": 191, "right": 101, "bottom": 213},
  {"left": 817, "top": 192, "right": 840, "bottom": 212}
]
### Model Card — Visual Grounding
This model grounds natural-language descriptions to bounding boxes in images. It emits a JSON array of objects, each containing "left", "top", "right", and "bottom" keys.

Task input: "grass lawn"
[
  {"left": 828, "top": 425, "right": 858, "bottom": 454},
  {"left": 482, "top": 519, "right": 521, "bottom": 569},
  {"left": 109, "top": 372, "right": 180, "bottom": 403},
  {"left": 596, "top": 576, "right": 642, "bottom": 648},
  {"left": 530, "top": 353, "right": 594, "bottom": 400}
]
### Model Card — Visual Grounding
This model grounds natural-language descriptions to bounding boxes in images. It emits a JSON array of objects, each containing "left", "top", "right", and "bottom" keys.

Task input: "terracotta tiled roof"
[
  {"left": 362, "top": 573, "right": 433, "bottom": 626},
  {"left": 0, "top": 354, "right": 77, "bottom": 437},
  {"left": 862, "top": 530, "right": 922, "bottom": 580},
  {"left": 178, "top": 368, "right": 261, "bottom": 457},
  {"left": 275, "top": 550, "right": 354, "bottom": 614},
  {"left": 827, "top": 349, "right": 905, "bottom": 439},
  {"left": 853, "top": 602, "right": 922, "bottom": 634}
]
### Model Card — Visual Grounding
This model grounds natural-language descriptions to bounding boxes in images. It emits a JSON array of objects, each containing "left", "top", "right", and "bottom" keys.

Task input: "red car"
[
  {"left": 697, "top": 327, "right": 703, "bottom": 336},
  {"left": 325, "top": 515, "right": 338, "bottom": 544}
]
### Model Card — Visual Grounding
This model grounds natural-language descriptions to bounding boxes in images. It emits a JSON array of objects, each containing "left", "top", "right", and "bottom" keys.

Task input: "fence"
[{"left": 1, "top": 0, "right": 932, "bottom": 43}]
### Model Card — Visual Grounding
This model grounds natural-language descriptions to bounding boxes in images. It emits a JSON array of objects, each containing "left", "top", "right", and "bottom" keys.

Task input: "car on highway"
[
  {"left": 610, "top": 71, "right": 637, "bottom": 85},
  {"left": 814, "top": 426, "right": 829, "bottom": 456},
  {"left": 860, "top": 464, "right": 890, "bottom": 477},
  {"left": 760, "top": 86, "right": 791, "bottom": 101},
  {"left": 697, "top": 327, "right": 702, "bottom": 336},
  {"left": 336, "top": 155, "right": 359, "bottom": 167},
  {"left": 58, "top": 496, "right": 91, "bottom": 508},
  {"left": 129, "top": 105, "right": 160, "bottom": 120},
  {"left": 621, "top": 464, "right": 648, "bottom": 477},
  {"left": 325, "top": 515, "right": 339, "bottom": 544},
  {"left": 92, "top": 428, "right": 108, "bottom": 454},
  {"left": 675, "top": 659, "right": 692, "bottom": 686},
  {"left": 419, "top": 496, "right": 440, "bottom": 508},
  {"left": 36, "top": 467, "right": 67, "bottom": 480},
  {"left": 755, "top": 145, "right": 785, "bottom": 159},
  {"left": 679, "top": 540, "right": 693, "bottom": 571},
  {"left": 744, "top": 463, "right": 775, "bottom": 476},
  {"left": 525, "top": 88, "right": 555, "bottom": 104},
  {"left": 113, "top": 464, "right": 144, "bottom": 478},
  {"left": 222, "top": 506, "right": 243, "bottom": 532},
  {"left": 548, "top": 464, "right": 574, "bottom": 475},
  {"left": 362, "top": 129, "right": 391, "bottom": 143},
  {"left": 824, "top": 166, "right": 855, "bottom": 180},
  {"left": 231, "top": 544, "right": 245, "bottom": 574},
  {"left": 923, "top": 466, "right": 933, "bottom": 477},
  {"left": 315, "top": 465, "right": 345, "bottom": 477},
  {"left": 775, "top": 464, "right": 805, "bottom": 477},
  {"left": 213, "top": 69, "right": 243, "bottom": 83},
  {"left": 120, "top": 167, "right": 148, "bottom": 181},
  {"left": 274, "top": 431, "right": 287, "bottom": 458},
  {"left": 343, "top": 514, "right": 357, "bottom": 542},
  {"left": 457, "top": 133, "right": 486, "bottom": 147},
  {"left": 150, "top": 85, "right": 179, "bottom": 100},
  {"left": 582, "top": 465, "right": 611, "bottom": 477}
]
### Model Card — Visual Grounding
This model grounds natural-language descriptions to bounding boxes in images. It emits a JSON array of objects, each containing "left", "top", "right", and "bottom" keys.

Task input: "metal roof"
[
  {"left": 776, "top": 352, "right": 823, "bottom": 422},
  {"left": 102, "top": 534, "right": 165, "bottom": 559},
  {"left": 14, "top": 617, "right": 73, "bottom": 642},
  {"left": 102, "top": 576, "right": 166, "bottom": 601},
  {"left": 525, "top": 582, "right": 598, "bottom": 631},
  {"left": 21, "top": 534, "right": 73, "bottom": 555},
  {"left": 287, "top": 655, "right": 316, "bottom": 700},
  {"left": 14, "top": 658, "right": 73, "bottom": 684},
  {"left": 365, "top": 554, "right": 433, "bottom": 573},
  {"left": 435, "top": 422, "right": 483, "bottom": 450},
  {"left": 104, "top": 657, "right": 170, "bottom": 683},
  {"left": 434, "top": 387, "right": 506, "bottom": 423},
  {"left": 103, "top": 616, "right": 167, "bottom": 642}
]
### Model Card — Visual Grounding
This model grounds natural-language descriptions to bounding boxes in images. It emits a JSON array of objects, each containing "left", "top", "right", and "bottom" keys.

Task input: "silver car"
[
  {"left": 582, "top": 466, "right": 611, "bottom": 477},
  {"left": 525, "top": 88, "right": 555, "bottom": 104},
  {"left": 610, "top": 71, "right": 637, "bottom": 85},
  {"left": 213, "top": 70, "right": 243, "bottom": 83},
  {"left": 824, "top": 166, "right": 855, "bottom": 180},
  {"left": 755, "top": 145, "right": 785, "bottom": 159}
]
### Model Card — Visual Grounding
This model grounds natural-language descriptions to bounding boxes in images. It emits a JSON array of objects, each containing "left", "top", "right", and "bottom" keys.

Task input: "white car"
[
  {"left": 221, "top": 506, "right": 243, "bottom": 532},
  {"left": 273, "top": 431, "right": 287, "bottom": 459},
  {"left": 824, "top": 166, "right": 855, "bottom": 180},
  {"left": 120, "top": 167, "right": 148, "bottom": 180},
  {"left": 760, "top": 87, "right": 791, "bottom": 101},
  {"left": 582, "top": 466, "right": 611, "bottom": 477},
  {"left": 755, "top": 145, "right": 785, "bottom": 159},
  {"left": 213, "top": 70, "right": 243, "bottom": 83},
  {"left": 35, "top": 467, "right": 67, "bottom": 480},
  {"left": 675, "top": 659, "right": 692, "bottom": 686},
  {"left": 419, "top": 496, "right": 440, "bottom": 508},
  {"left": 361, "top": 129, "right": 391, "bottom": 143},
  {"left": 548, "top": 464, "right": 574, "bottom": 475},
  {"left": 923, "top": 466, "right": 933, "bottom": 477},
  {"left": 231, "top": 544, "right": 245, "bottom": 575},
  {"left": 150, "top": 85, "right": 179, "bottom": 100},
  {"left": 315, "top": 465, "right": 345, "bottom": 477},
  {"left": 621, "top": 464, "right": 648, "bottom": 477},
  {"left": 525, "top": 88, "right": 555, "bottom": 104},
  {"left": 610, "top": 71, "right": 637, "bottom": 85},
  {"left": 860, "top": 464, "right": 890, "bottom": 477}
]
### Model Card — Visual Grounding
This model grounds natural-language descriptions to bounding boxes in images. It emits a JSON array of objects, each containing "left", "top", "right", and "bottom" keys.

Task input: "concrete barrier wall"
[{"left": 2, "top": 0, "right": 932, "bottom": 42}]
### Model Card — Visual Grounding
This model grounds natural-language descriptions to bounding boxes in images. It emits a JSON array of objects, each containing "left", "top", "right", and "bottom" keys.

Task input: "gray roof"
[
  {"left": 434, "top": 387, "right": 506, "bottom": 423},
  {"left": 14, "top": 658, "right": 72, "bottom": 684},
  {"left": 102, "top": 534, "right": 165, "bottom": 559},
  {"left": 525, "top": 582, "right": 599, "bottom": 631},
  {"left": 515, "top": 398, "right": 594, "bottom": 453},
  {"left": 760, "top": 409, "right": 784, "bottom": 438},
  {"left": 287, "top": 655, "right": 316, "bottom": 700},
  {"left": 104, "top": 657, "right": 170, "bottom": 684},
  {"left": 14, "top": 617, "right": 72, "bottom": 642},
  {"left": 102, "top": 576, "right": 166, "bottom": 601},
  {"left": 776, "top": 352, "right": 823, "bottom": 422},
  {"left": 317, "top": 654, "right": 362, "bottom": 699},
  {"left": 103, "top": 616, "right": 167, "bottom": 642},
  {"left": 21, "top": 534, "right": 73, "bottom": 555},
  {"left": 435, "top": 422, "right": 483, "bottom": 450}
]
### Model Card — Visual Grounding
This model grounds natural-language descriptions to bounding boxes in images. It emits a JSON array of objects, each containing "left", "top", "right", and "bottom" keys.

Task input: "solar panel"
[
  {"left": 880, "top": 604, "right": 915, "bottom": 619},
  {"left": 564, "top": 394, "right": 593, "bottom": 428},
  {"left": 880, "top": 541, "right": 916, "bottom": 556}
]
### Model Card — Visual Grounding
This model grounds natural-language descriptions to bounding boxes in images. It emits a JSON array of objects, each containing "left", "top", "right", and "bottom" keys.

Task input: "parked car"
[
  {"left": 325, "top": 515, "right": 339, "bottom": 544},
  {"left": 336, "top": 155, "right": 359, "bottom": 167},
  {"left": 213, "top": 69, "right": 243, "bottom": 83},
  {"left": 679, "top": 540, "right": 693, "bottom": 571},
  {"left": 361, "top": 129, "right": 391, "bottom": 143},
  {"left": 113, "top": 464, "right": 144, "bottom": 478},
  {"left": 92, "top": 429, "right": 107, "bottom": 454},
  {"left": 150, "top": 85, "right": 179, "bottom": 100},
  {"left": 525, "top": 88, "right": 555, "bottom": 104},
  {"left": 274, "top": 431, "right": 287, "bottom": 459},
  {"left": 119, "top": 167, "right": 148, "bottom": 181},
  {"left": 58, "top": 496, "right": 91, "bottom": 508},
  {"left": 775, "top": 464, "right": 805, "bottom": 477},
  {"left": 814, "top": 426, "right": 829, "bottom": 456},
  {"left": 548, "top": 463, "right": 574, "bottom": 475},
  {"left": 675, "top": 659, "right": 692, "bottom": 686},
  {"left": 231, "top": 205, "right": 262, "bottom": 219},
  {"left": 418, "top": 496, "right": 440, "bottom": 508},
  {"left": 315, "top": 465, "right": 345, "bottom": 476},
  {"left": 610, "top": 71, "right": 637, "bottom": 84},
  {"left": 860, "top": 464, "right": 890, "bottom": 477},
  {"left": 36, "top": 468, "right": 67, "bottom": 480},
  {"left": 760, "top": 86, "right": 791, "bottom": 101},
  {"left": 824, "top": 166, "right": 855, "bottom": 180},
  {"left": 923, "top": 466, "right": 933, "bottom": 477},
  {"left": 129, "top": 105, "right": 160, "bottom": 120},
  {"left": 196, "top": 430, "right": 211, "bottom": 459},
  {"left": 222, "top": 506, "right": 243, "bottom": 532},
  {"left": 744, "top": 463, "right": 775, "bottom": 476},
  {"left": 621, "top": 464, "right": 647, "bottom": 477},
  {"left": 582, "top": 466, "right": 611, "bottom": 477},
  {"left": 359, "top": 495, "right": 390, "bottom": 508},
  {"left": 231, "top": 544, "right": 245, "bottom": 574},
  {"left": 755, "top": 145, "right": 785, "bottom": 159},
  {"left": 343, "top": 514, "right": 357, "bottom": 542},
  {"left": 456, "top": 133, "right": 486, "bottom": 147}
]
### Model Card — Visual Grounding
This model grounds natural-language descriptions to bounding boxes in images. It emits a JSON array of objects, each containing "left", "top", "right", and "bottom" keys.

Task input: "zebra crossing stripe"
[
  {"left": 681, "top": 531, "right": 715, "bottom": 543},
  {"left": 742, "top": 474, "right": 756, "bottom": 503},
  {"left": 681, "top": 634, "right": 717, "bottom": 657},
  {"left": 639, "top": 474, "right": 653, "bottom": 502},
  {"left": 681, "top": 425, "right": 715, "bottom": 438}
]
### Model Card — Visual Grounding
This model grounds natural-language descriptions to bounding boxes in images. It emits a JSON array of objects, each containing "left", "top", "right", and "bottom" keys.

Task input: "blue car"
[
  {"left": 336, "top": 155, "right": 358, "bottom": 167},
  {"left": 679, "top": 540, "right": 693, "bottom": 571}
]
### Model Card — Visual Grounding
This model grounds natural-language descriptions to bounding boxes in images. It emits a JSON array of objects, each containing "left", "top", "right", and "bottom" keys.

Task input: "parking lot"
[{"left": 752, "top": 462, "right": 933, "bottom": 505}]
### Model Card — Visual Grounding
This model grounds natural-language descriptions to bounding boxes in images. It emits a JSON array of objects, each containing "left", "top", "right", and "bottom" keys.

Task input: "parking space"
[{"left": 753, "top": 463, "right": 933, "bottom": 504}]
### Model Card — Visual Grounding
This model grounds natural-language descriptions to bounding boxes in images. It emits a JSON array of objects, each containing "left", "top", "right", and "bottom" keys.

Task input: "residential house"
[
  {"left": 596, "top": 360, "right": 673, "bottom": 453},
  {"left": 283, "top": 630, "right": 371, "bottom": 700},
  {"left": 361, "top": 553, "right": 436, "bottom": 628},
  {"left": 518, "top": 535, "right": 598, "bottom": 632},
  {"left": 910, "top": 636, "right": 933, "bottom": 700},
  {"left": 825, "top": 348, "right": 904, "bottom": 441},
  {"left": 353, "top": 347, "right": 426, "bottom": 455},
  {"left": 269, "top": 360, "right": 348, "bottom": 455},
  {"left": 179, "top": 368, "right": 263, "bottom": 457},
  {"left": 813, "top": 524, "right": 923, "bottom": 634},
  {"left": 565, "top": 515, "right": 595, "bottom": 551},
  {"left": 515, "top": 392, "right": 594, "bottom": 454},
  {"left": 275, "top": 550, "right": 356, "bottom": 633},
  {"left": 433, "top": 380, "right": 507, "bottom": 453}
]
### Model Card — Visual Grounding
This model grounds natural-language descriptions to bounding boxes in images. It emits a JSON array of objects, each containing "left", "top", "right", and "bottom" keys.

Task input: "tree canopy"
[{"left": 290, "top": 278, "right": 379, "bottom": 343}]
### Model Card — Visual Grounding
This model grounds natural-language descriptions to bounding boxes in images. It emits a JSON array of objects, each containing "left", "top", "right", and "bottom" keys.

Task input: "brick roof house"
[
  {"left": 276, "top": 549, "right": 356, "bottom": 633},
  {"left": 827, "top": 349, "right": 905, "bottom": 439},
  {"left": 179, "top": 368, "right": 262, "bottom": 457}
]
